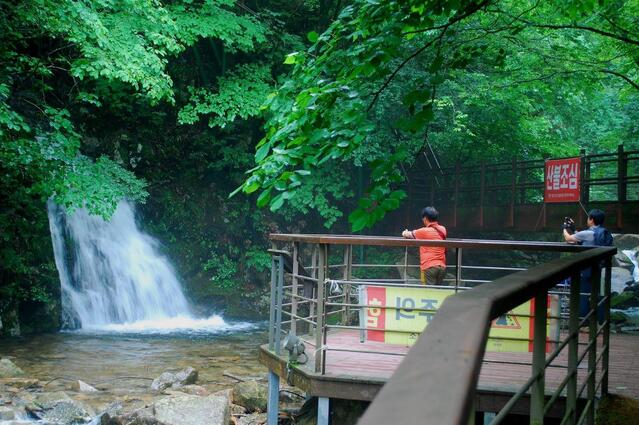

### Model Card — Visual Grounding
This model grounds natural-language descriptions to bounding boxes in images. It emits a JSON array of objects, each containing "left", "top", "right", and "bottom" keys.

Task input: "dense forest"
[{"left": 1, "top": 0, "right": 638, "bottom": 334}]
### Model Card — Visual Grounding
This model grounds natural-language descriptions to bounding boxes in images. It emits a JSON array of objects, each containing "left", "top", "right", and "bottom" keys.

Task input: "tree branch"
[
  {"left": 367, "top": 0, "right": 490, "bottom": 111},
  {"left": 599, "top": 69, "right": 639, "bottom": 90}
]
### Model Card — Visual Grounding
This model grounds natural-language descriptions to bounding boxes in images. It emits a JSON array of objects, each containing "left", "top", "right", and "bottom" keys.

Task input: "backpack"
[{"left": 593, "top": 226, "right": 613, "bottom": 247}]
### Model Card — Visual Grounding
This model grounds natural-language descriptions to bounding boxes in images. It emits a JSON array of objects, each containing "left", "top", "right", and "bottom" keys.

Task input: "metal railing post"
[
  {"left": 310, "top": 246, "right": 318, "bottom": 335},
  {"left": 566, "top": 272, "right": 580, "bottom": 425},
  {"left": 531, "top": 289, "right": 548, "bottom": 425},
  {"left": 292, "top": 242, "right": 299, "bottom": 336},
  {"left": 315, "top": 244, "right": 327, "bottom": 373},
  {"left": 268, "top": 256, "right": 277, "bottom": 351},
  {"left": 275, "top": 255, "right": 284, "bottom": 355},
  {"left": 602, "top": 258, "right": 612, "bottom": 396},
  {"left": 456, "top": 248, "right": 463, "bottom": 292},
  {"left": 342, "top": 245, "right": 353, "bottom": 324},
  {"left": 587, "top": 264, "right": 600, "bottom": 425}
]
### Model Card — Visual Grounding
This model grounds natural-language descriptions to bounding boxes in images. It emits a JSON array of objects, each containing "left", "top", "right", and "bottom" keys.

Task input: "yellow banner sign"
[{"left": 362, "top": 286, "right": 559, "bottom": 352}]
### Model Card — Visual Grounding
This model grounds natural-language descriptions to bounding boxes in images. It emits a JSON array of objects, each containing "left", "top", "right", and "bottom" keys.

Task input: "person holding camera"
[
  {"left": 402, "top": 206, "right": 447, "bottom": 285},
  {"left": 562, "top": 209, "right": 613, "bottom": 321}
]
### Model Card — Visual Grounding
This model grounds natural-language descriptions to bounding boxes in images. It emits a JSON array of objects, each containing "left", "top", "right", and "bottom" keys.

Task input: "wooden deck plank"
[{"left": 292, "top": 329, "right": 639, "bottom": 400}]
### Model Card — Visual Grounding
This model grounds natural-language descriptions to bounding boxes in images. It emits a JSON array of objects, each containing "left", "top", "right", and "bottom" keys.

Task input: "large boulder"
[
  {"left": 153, "top": 394, "right": 229, "bottom": 425},
  {"left": 0, "top": 359, "right": 25, "bottom": 378},
  {"left": 28, "top": 391, "right": 92, "bottom": 424},
  {"left": 613, "top": 234, "right": 639, "bottom": 251},
  {"left": 151, "top": 367, "right": 198, "bottom": 392},
  {"left": 611, "top": 267, "right": 634, "bottom": 294},
  {"left": 232, "top": 381, "right": 268, "bottom": 413}
]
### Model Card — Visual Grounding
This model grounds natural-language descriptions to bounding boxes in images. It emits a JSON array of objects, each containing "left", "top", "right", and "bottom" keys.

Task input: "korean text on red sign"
[{"left": 544, "top": 157, "right": 581, "bottom": 203}]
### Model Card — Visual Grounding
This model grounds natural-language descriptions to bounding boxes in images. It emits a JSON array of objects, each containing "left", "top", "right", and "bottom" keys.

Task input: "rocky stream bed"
[{"left": 0, "top": 330, "right": 322, "bottom": 425}]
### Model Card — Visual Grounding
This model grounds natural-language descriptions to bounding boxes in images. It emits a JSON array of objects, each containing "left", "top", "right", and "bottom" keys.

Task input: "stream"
[{"left": 0, "top": 327, "right": 267, "bottom": 419}]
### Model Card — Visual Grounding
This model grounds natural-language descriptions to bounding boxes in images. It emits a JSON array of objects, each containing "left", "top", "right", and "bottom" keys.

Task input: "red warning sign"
[{"left": 544, "top": 157, "right": 581, "bottom": 203}]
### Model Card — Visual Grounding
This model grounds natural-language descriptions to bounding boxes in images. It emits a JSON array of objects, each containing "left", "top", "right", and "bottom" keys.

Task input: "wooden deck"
[{"left": 260, "top": 329, "right": 639, "bottom": 415}]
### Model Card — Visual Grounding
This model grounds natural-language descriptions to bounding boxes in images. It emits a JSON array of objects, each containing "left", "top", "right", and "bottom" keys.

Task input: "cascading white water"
[{"left": 48, "top": 200, "right": 247, "bottom": 333}]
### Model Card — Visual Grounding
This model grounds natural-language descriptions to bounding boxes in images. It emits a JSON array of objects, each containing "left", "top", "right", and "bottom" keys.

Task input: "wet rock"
[
  {"left": 612, "top": 291, "right": 639, "bottom": 309},
  {"left": 232, "top": 381, "right": 267, "bottom": 413},
  {"left": 613, "top": 234, "right": 639, "bottom": 251},
  {"left": 150, "top": 367, "right": 198, "bottom": 392},
  {"left": 28, "top": 391, "right": 92, "bottom": 424},
  {"left": 0, "top": 406, "right": 15, "bottom": 420},
  {"left": 69, "top": 380, "right": 99, "bottom": 393},
  {"left": 150, "top": 372, "right": 175, "bottom": 392},
  {"left": 153, "top": 394, "right": 229, "bottom": 425},
  {"left": 0, "top": 359, "right": 25, "bottom": 378},
  {"left": 177, "top": 385, "right": 208, "bottom": 396},
  {"left": 0, "top": 378, "right": 39, "bottom": 389},
  {"left": 174, "top": 367, "right": 198, "bottom": 386},
  {"left": 236, "top": 412, "right": 266, "bottom": 425},
  {"left": 611, "top": 267, "right": 634, "bottom": 294},
  {"left": 230, "top": 403, "right": 247, "bottom": 415}
]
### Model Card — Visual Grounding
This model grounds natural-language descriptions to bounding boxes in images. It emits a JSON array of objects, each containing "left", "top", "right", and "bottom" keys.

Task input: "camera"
[{"left": 562, "top": 216, "right": 576, "bottom": 234}]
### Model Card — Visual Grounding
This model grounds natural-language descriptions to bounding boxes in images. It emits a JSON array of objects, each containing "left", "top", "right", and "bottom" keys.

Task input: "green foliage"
[
  {"left": 239, "top": 0, "right": 639, "bottom": 230},
  {"left": 178, "top": 64, "right": 272, "bottom": 128}
]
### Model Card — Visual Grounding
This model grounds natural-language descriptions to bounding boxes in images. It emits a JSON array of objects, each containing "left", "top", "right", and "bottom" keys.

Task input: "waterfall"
[
  {"left": 47, "top": 200, "right": 232, "bottom": 333},
  {"left": 623, "top": 249, "right": 639, "bottom": 283}
]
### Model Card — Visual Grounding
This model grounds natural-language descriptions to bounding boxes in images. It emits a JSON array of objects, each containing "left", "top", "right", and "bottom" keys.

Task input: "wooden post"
[
  {"left": 587, "top": 264, "right": 601, "bottom": 425},
  {"left": 602, "top": 258, "right": 612, "bottom": 396},
  {"left": 520, "top": 162, "right": 527, "bottom": 204},
  {"left": 268, "top": 257, "right": 277, "bottom": 351},
  {"left": 453, "top": 162, "right": 460, "bottom": 228},
  {"left": 510, "top": 157, "right": 516, "bottom": 227},
  {"left": 275, "top": 256, "right": 284, "bottom": 355},
  {"left": 430, "top": 173, "right": 435, "bottom": 206},
  {"left": 479, "top": 161, "right": 485, "bottom": 228},
  {"left": 567, "top": 272, "right": 580, "bottom": 425},
  {"left": 530, "top": 289, "right": 548, "bottom": 425},
  {"left": 579, "top": 149, "right": 589, "bottom": 227},
  {"left": 617, "top": 144, "right": 627, "bottom": 229}
]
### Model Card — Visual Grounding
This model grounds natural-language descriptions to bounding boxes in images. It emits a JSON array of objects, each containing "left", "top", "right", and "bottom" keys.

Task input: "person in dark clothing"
[{"left": 563, "top": 209, "right": 613, "bottom": 322}]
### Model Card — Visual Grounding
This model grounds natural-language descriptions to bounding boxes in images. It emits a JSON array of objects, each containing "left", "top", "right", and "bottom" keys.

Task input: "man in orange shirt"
[{"left": 401, "top": 206, "right": 447, "bottom": 285}]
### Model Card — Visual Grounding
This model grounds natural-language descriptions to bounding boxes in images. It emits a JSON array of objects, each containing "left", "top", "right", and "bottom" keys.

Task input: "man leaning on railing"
[
  {"left": 402, "top": 206, "right": 447, "bottom": 285},
  {"left": 562, "top": 209, "right": 614, "bottom": 322}
]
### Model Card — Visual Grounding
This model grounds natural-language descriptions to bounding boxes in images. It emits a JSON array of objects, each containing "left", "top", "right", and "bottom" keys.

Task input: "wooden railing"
[
  {"left": 403, "top": 145, "right": 639, "bottom": 231},
  {"left": 358, "top": 246, "right": 616, "bottom": 425},
  {"left": 265, "top": 234, "right": 616, "bottom": 425}
]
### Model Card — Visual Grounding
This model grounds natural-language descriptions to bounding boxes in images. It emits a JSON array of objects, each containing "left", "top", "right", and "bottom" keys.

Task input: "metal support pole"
[
  {"left": 602, "top": 258, "right": 612, "bottom": 396},
  {"left": 315, "top": 244, "right": 327, "bottom": 372},
  {"left": 567, "top": 272, "right": 580, "bottom": 425},
  {"left": 317, "top": 397, "right": 330, "bottom": 425},
  {"left": 587, "top": 265, "right": 600, "bottom": 425},
  {"left": 267, "top": 371, "right": 280, "bottom": 425},
  {"left": 531, "top": 289, "right": 548, "bottom": 425},
  {"left": 291, "top": 243, "right": 299, "bottom": 335},
  {"left": 275, "top": 255, "right": 284, "bottom": 355},
  {"left": 268, "top": 257, "right": 277, "bottom": 351}
]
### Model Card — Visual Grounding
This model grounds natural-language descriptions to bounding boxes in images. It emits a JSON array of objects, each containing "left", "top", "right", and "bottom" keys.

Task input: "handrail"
[
  {"left": 270, "top": 234, "right": 590, "bottom": 252},
  {"left": 358, "top": 246, "right": 616, "bottom": 425}
]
